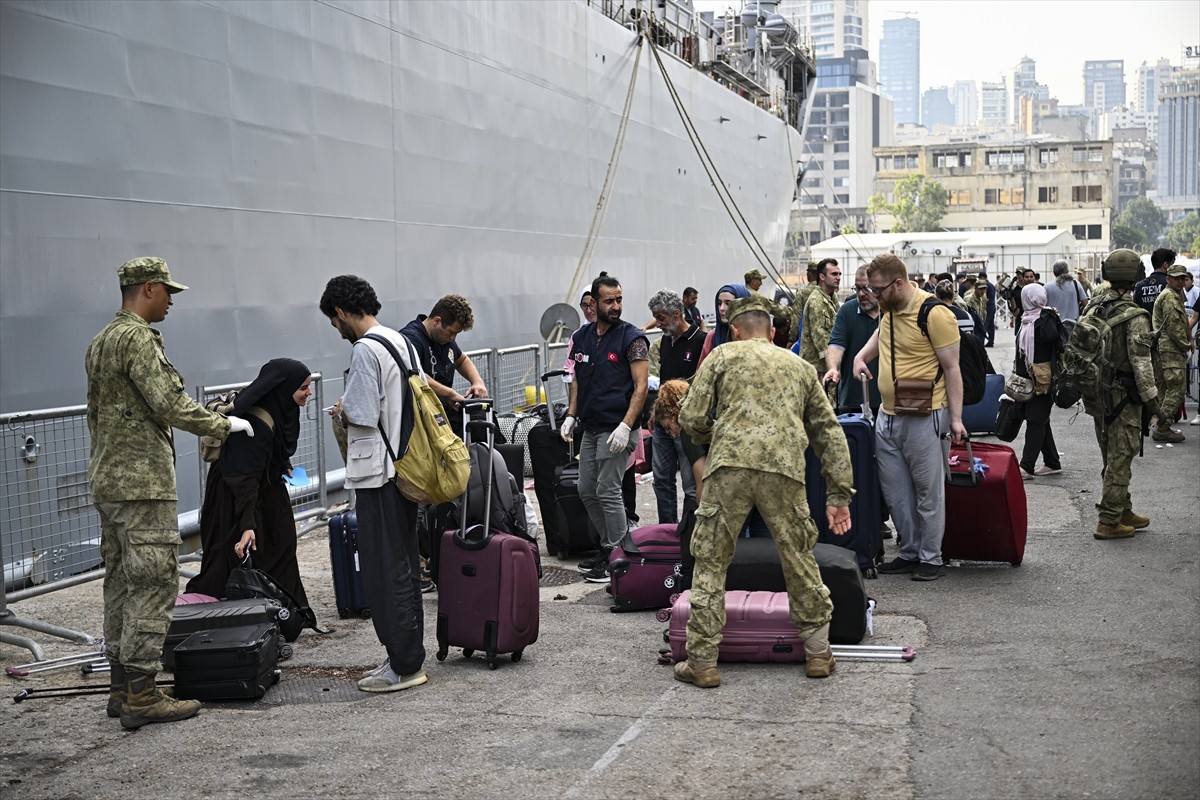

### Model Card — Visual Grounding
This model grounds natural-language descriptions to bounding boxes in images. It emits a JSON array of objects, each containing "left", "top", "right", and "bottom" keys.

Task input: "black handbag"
[
  {"left": 226, "top": 555, "right": 320, "bottom": 642},
  {"left": 994, "top": 396, "right": 1025, "bottom": 443}
]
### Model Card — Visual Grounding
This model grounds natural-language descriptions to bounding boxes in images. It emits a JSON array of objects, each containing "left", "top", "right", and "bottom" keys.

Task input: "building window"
[
  {"left": 1072, "top": 224, "right": 1103, "bottom": 240},
  {"left": 1037, "top": 186, "right": 1059, "bottom": 203},
  {"left": 947, "top": 190, "right": 971, "bottom": 206},
  {"left": 1071, "top": 146, "right": 1104, "bottom": 163},
  {"left": 803, "top": 178, "right": 821, "bottom": 188},
  {"left": 1036, "top": 225, "right": 1058, "bottom": 230},
  {"left": 1039, "top": 148, "right": 1059, "bottom": 164},
  {"left": 834, "top": 194, "right": 850, "bottom": 204},
  {"left": 833, "top": 143, "right": 849, "bottom": 153},
  {"left": 1072, "top": 185, "right": 1103, "bottom": 202},
  {"left": 985, "top": 188, "right": 999, "bottom": 204},
  {"left": 833, "top": 177, "right": 849, "bottom": 187},
  {"left": 833, "top": 160, "right": 850, "bottom": 170},
  {"left": 1011, "top": 187, "right": 1025, "bottom": 204},
  {"left": 985, "top": 150, "right": 1026, "bottom": 167}
]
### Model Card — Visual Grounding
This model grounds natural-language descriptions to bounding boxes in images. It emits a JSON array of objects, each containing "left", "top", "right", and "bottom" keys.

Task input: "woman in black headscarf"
[{"left": 186, "top": 359, "right": 313, "bottom": 604}]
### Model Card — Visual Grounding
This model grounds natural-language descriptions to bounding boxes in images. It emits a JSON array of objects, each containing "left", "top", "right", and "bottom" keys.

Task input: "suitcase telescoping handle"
[
  {"left": 540, "top": 370, "right": 568, "bottom": 431},
  {"left": 455, "top": 413, "right": 501, "bottom": 550},
  {"left": 858, "top": 372, "right": 874, "bottom": 425},
  {"left": 945, "top": 434, "right": 981, "bottom": 488}
]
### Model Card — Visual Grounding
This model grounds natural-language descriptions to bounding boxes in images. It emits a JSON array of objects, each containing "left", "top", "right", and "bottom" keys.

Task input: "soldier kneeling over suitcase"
[{"left": 676, "top": 296, "right": 853, "bottom": 687}]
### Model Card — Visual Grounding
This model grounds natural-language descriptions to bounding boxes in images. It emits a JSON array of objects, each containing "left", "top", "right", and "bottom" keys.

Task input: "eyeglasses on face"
[
  {"left": 854, "top": 285, "right": 872, "bottom": 294},
  {"left": 866, "top": 278, "right": 899, "bottom": 296}
]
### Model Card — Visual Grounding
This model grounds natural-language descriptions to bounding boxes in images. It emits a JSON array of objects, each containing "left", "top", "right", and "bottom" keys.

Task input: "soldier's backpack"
[
  {"left": 916, "top": 297, "right": 991, "bottom": 406},
  {"left": 199, "top": 392, "right": 274, "bottom": 462},
  {"left": 1055, "top": 298, "right": 1147, "bottom": 418}
]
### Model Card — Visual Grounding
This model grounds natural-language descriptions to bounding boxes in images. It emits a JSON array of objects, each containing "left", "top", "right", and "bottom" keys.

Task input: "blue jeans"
[
  {"left": 875, "top": 410, "right": 950, "bottom": 565},
  {"left": 651, "top": 424, "right": 696, "bottom": 524},
  {"left": 578, "top": 429, "right": 636, "bottom": 550}
]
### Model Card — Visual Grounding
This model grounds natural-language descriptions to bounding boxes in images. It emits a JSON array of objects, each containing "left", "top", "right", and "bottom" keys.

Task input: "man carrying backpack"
[{"left": 1070, "top": 249, "right": 1161, "bottom": 540}]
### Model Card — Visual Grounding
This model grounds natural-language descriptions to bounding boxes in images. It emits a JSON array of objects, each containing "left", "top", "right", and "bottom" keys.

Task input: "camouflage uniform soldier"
[
  {"left": 1150, "top": 264, "right": 1191, "bottom": 443},
  {"left": 786, "top": 261, "right": 824, "bottom": 347},
  {"left": 1084, "top": 250, "right": 1160, "bottom": 540},
  {"left": 86, "top": 257, "right": 253, "bottom": 728},
  {"left": 800, "top": 259, "right": 842, "bottom": 402},
  {"left": 675, "top": 295, "right": 854, "bottom": 688}
]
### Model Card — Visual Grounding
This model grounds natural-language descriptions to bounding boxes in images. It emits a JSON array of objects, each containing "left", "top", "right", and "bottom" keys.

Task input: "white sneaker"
[
  {"left": 1191, "top": 415, "right": 1200, "bottom": 426},
  {"left": 358, "top": 661, "right": 428, "bottom": 693}
]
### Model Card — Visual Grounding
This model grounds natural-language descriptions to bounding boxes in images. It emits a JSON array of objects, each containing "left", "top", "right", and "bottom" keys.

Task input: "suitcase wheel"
[
  {"left": 271, "top": 669, "right": 281, "bottom": 686},
  {"left": 487, "top": 658, "right": 498, "bottom": 671},
  {"left": 661, "top": 627, "right": 670, "bottom": 643},
  {"left": 360, "top": 609, "right": 372, "bottom": 619},
  {"left": 1010, "top": 559, "right": 1022, "bottom": 567},
  {"left": 435, "top": 648, "right": 447, "bottom": 662},
  {"left": 462, "top": 649, "right": 474, "bottom": 659},
  {"left": 655, "top": 609, "right": 671, "bottom": 623},
  {"left": 511, "top": 650, "right": 523, "bottom": 663},
  {"left": 338, "top": 608, "right": 351, "bottom": 619},
  {"left": 663, "top": 576, "right": 676, "bottom": 589},
  {"left": 278, "top": 642, "right": 293, "bottom": 661}
]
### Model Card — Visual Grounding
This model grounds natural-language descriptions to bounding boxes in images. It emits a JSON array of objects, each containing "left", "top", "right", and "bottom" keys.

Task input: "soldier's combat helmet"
[{"left": 1101, "top": 248, "right": 1143, "bottom": 284}]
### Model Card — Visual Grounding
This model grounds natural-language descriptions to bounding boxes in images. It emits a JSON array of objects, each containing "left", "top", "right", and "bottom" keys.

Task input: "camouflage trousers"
[
  {"left": 1153, "top": 362, "right": 1186, "bottom": 428},
  {"left": 1091, "top": 403, "right": 1142, "bottom": 525},
  {"left": 687, "top": 467, "right": 832, "bottom": 664},
  {"left": 96, "top": 500, "right": 180, "bottom": 674}
]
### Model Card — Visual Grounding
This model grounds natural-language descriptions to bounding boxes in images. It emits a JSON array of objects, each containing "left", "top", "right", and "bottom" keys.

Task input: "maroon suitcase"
[
  {"left": 942, "top": 440, "right": 1027, "bottom": 566},
  {"left": 434, "top": 407, "right": 539, "bottom": 669},
  {"left": 668, "top": 590, "right": 807, "bottom": 663},
  {"left": 607, "top": 523, "right": 682, "bottom": 612}
]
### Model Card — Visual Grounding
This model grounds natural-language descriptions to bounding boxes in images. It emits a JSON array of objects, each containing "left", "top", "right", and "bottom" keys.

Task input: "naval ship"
[{"left": 0, "top": 0, "right": 814, "bottom": 413}]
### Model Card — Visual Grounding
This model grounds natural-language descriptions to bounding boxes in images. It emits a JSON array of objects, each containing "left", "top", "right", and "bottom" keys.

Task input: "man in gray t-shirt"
[{"left": 1044, "top": 260, "right": 1087, "bottom": 322}]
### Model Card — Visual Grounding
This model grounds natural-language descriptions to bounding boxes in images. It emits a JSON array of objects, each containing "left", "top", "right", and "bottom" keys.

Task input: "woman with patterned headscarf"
[{"left": 186, "top": 358, "right": 313, "bottom": 604}]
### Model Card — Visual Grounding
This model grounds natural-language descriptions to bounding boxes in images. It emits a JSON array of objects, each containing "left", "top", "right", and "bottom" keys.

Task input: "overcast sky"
[{"left": 695, "top": 0, "right": 1200, "bottom": 106}]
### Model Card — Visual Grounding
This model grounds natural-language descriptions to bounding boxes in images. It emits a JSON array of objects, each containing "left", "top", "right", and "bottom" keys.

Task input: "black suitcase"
[
  {"left": 163, "top": 598, "right": 287, "bottom": 671},
  {"left": 528, "top": 420, "right": 570, "bottom": 548},
  {"left": 328, "top": 510, "right": 371, "bottom": 619},
  {"left": 551, "top": 461, "right": 601, "bottom": 557},
  {"left": 173, "top": 623, "right": 281, "bottom": 701},
  {"left": 723, "top": 539, "right": 870, "bottom": 645},
  {"left": 805, "top": 412, "right": 884, "bottom": 577}
]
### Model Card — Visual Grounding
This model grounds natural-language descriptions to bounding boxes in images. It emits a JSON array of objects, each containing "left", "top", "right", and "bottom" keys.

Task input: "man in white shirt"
[{"left": 321, "top": 275, "right": 428, "bottom": 694}]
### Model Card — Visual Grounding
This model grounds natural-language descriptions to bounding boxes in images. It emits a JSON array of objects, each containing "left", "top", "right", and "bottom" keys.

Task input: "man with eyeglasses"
[
  {"left": 852, "top": 254, "right": 967, "bottom": 582},
  {"left": 824, "top": 266, "right": 881, "bottom": 412}
]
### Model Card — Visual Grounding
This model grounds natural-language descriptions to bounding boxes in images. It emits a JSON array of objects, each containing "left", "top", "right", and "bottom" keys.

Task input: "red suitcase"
[
  {"left": 435, "top": 408, "right": 539, "bottom": 669},
  {"left": 607, "top": 523, "right": 682, "bottom": 612},
  {"left": 668, "top": 590, "right": 806, "bottom": 663},
  {"left": 942, "top": 440, "right": 1027, "bottom": 566}
]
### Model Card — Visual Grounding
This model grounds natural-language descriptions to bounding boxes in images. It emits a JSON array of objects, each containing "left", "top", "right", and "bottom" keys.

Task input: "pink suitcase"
[
  {"left": 668, "top": 590, "right": 807, "bottom": 663},
  {"left": 434, "top": 406, "right": 539, "bottom": 669},
  {"left": 943, "top": 440, "right": 1027, "bottom": 566},
  {"left": 176, "top": 592, "right": 220, "bottom": 605},
  {"left": 608, "top": 523, "right": 682, "bottom": 612}
]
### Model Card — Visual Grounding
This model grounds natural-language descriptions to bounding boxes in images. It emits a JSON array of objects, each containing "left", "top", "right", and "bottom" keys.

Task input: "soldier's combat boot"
[
  {"left": 1120, "top": 509, "right": 1150, "bottom": 530},
  {"left": 1094, "top": 521, "right": 1136, "bottom": 540},
  {"left": 106, "top": 661, "right": 125, "bottom": 718},
  {"left": 120, "top": 671, "right": 200, "bottom": 730},
  {"left": 1151, "top": 426, "right": 1185, "bottom": 443},
  {"left": 802, "top": 623, "right": 836, "bottom": 679},
  {"left": 673, "top": 659, "right": 720, "bottom": 688}
]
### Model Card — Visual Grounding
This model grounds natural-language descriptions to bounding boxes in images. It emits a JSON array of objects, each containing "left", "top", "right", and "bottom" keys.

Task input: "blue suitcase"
[
  {"left": 328, "top": 511, "right": 371, "bottom": 619},
  {"left": 962, "top": 373, "right": 1004, "bottom": 435},
  {"left": 805, "top": 412, "right": 884, "bottom": 577}
]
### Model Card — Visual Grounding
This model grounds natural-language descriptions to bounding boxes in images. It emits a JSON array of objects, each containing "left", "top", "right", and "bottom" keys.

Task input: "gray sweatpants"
[
  {"left": 875, "top": 409, "right": 950, "bottom": 566},
  {"left": 578, "top": 429, "right": 636, "bottom": 550}
]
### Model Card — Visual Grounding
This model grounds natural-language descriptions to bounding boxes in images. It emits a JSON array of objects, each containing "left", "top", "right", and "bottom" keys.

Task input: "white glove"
[
  {"left": 607, "top": 422, "right": 631, "bottom": 454},
  {"left": 227, "top": 415, "right": 255, "bottom": 437},
  {"left": 559, "top": 415, "right": 576, "bottom": 442}
]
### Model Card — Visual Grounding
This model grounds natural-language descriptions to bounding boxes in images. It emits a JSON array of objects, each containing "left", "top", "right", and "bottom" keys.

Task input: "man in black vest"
[
  {"left": 561, "top": 274, "right": 650, "bottom": 582},
  {"left": 399, "top": 294, "right": 489, "bottom": 438},
  {"left": 1134, "top": 248, "right": 1175, "bottom": 314},
  {"left": 647, "top": 288, "right": 706, "bottom": 524}
]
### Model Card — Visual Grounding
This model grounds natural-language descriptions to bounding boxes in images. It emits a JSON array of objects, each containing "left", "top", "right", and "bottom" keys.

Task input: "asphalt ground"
[{"left": 1, "top": 335, "right": 1197, "bottom": 800}]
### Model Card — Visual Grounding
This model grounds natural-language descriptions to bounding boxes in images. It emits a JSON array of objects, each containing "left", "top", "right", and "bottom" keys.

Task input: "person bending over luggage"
[
  {"left": 187, "top": 359, "right": 314, "bottom": 609},
  {"left": 1015, "top": 284, "right": 1065, "bottom": 479},
  {"left": 675, "top": 296, "right": 853, "bottom": 688}
]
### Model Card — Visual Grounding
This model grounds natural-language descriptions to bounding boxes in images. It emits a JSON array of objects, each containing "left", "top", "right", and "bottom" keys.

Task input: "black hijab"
[{"left": 226, "top": 358, "right": 310, "bottom": 474}]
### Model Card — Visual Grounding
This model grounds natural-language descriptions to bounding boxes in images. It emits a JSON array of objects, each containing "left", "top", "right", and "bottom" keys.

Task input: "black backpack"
[{"left": 916, "top": 298, "right": 991, "bottom": 406}]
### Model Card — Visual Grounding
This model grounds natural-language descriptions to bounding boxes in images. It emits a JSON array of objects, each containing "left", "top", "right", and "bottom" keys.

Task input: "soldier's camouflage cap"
[
  {"left": 744, "top": 268, "right": 765, "bottom": 282},
  {"left": 726, "top": 294, "right": 775, "bottom": 323},
  {"left": 1166, "top": 264, "right": 1188, "bottom": 277},
  {"left": 118, "top": 257, "right": 188, "bottom": 293}
]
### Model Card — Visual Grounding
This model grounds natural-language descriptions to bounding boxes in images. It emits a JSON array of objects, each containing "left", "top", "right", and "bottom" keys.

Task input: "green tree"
[
  {"left": 1115, "top": 198, "right": 1167, "bottom": 246},
  {"left": 868, "top": 175, "right": 949, "bottom": 233},
  {"left": 1164, "top": 213, "right": 1200, "bottom": 254},
  {"left": 1111, "top": 223, "right": 1147, "bottom": 251},
  {"left": 839, "top": 221, "right": 859, "bottom": 235}
]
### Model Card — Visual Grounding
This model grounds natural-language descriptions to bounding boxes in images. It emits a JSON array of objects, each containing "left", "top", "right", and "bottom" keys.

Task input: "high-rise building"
[
  {"left": 922, "top": 86, "right": 954, "bottom": 129},
  {"left": 980, "top": 80, "right": 1008, "bottom": 127},
  {"left": 1156, "top": 68, "right": 1199, "bottom": 217},
  {"left": 777, "top": 0, "right": 868, "bottom": 60},
  {"left": 799, "top": 48, "right": 894, "bottom": 242},
  {"left": 954, "top": 80, "right": 979, "bottom": 126},
  {"left": 1011, "top": 57, "right": 1048, "bottom": 124},
  {"left": 1134, "top": 58, "right": 1172, "bottom": 114},
  {"left": 1083, "top": 60, "right": 1126, "bottom": 110},
  {"left": 879, "top": 16, "right": 920, "bottom": 125}
]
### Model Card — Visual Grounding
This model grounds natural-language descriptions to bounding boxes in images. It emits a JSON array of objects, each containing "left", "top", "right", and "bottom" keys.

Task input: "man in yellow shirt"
[{"left": 852, "top": 254, "right": 967, "bottom": 581}]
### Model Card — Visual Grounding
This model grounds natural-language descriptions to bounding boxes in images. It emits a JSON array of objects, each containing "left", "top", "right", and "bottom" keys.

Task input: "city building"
[
  {"left": 871, "top": 139, "right": 1114, "bottom": 261},
  {"left": 777, "top": 0, "right": 868, "bottom": 60},
  {"left": 922, "top": 86, "right": 955, "bottom": 129},
  {"left": 981, "top": 80, "right": 1009, "bottom": 127},
  {"left": 1111, "top": 127, "right": 1154, "bottom": 215},
  {"left": 1011, "top": 57, "right": 1049, "bottom": 125},
  {"left": 1099, "top": 107, "right": 1159, "bottom": 143},
  {"left": 879, "top": 15, "right": 920, "bottom": 126},
  {"left": 798, "top": 47, "right": 894, "bottom": 244},
  {"left": 1134, "top": 58, "right": 1172, "bottom": 114},
  {"left": 954, "top": 80, "right": 978, "bottom": 126},
  {"left": 1084, "top": 59, "right": 1126, "bottom": 111},
  {"left": 1156, "top": 68, "right": 1199, "bottom": 218}
]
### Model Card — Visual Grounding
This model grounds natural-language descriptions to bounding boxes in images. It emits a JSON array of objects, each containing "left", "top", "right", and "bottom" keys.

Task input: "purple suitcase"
[
  {"left": 434, "top": 404, "right": 540, "bottom": 669},
  {"left": 668, "top": 590, "right": 807, "bottom": 664},
  {"left": 607, "top": 523, "right": 683, "bottom": 612}
]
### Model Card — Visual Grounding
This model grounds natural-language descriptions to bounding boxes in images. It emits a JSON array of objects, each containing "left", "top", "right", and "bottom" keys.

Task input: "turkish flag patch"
[{"left": 607, "top": 352, "right": 619, "bottom": 363}]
